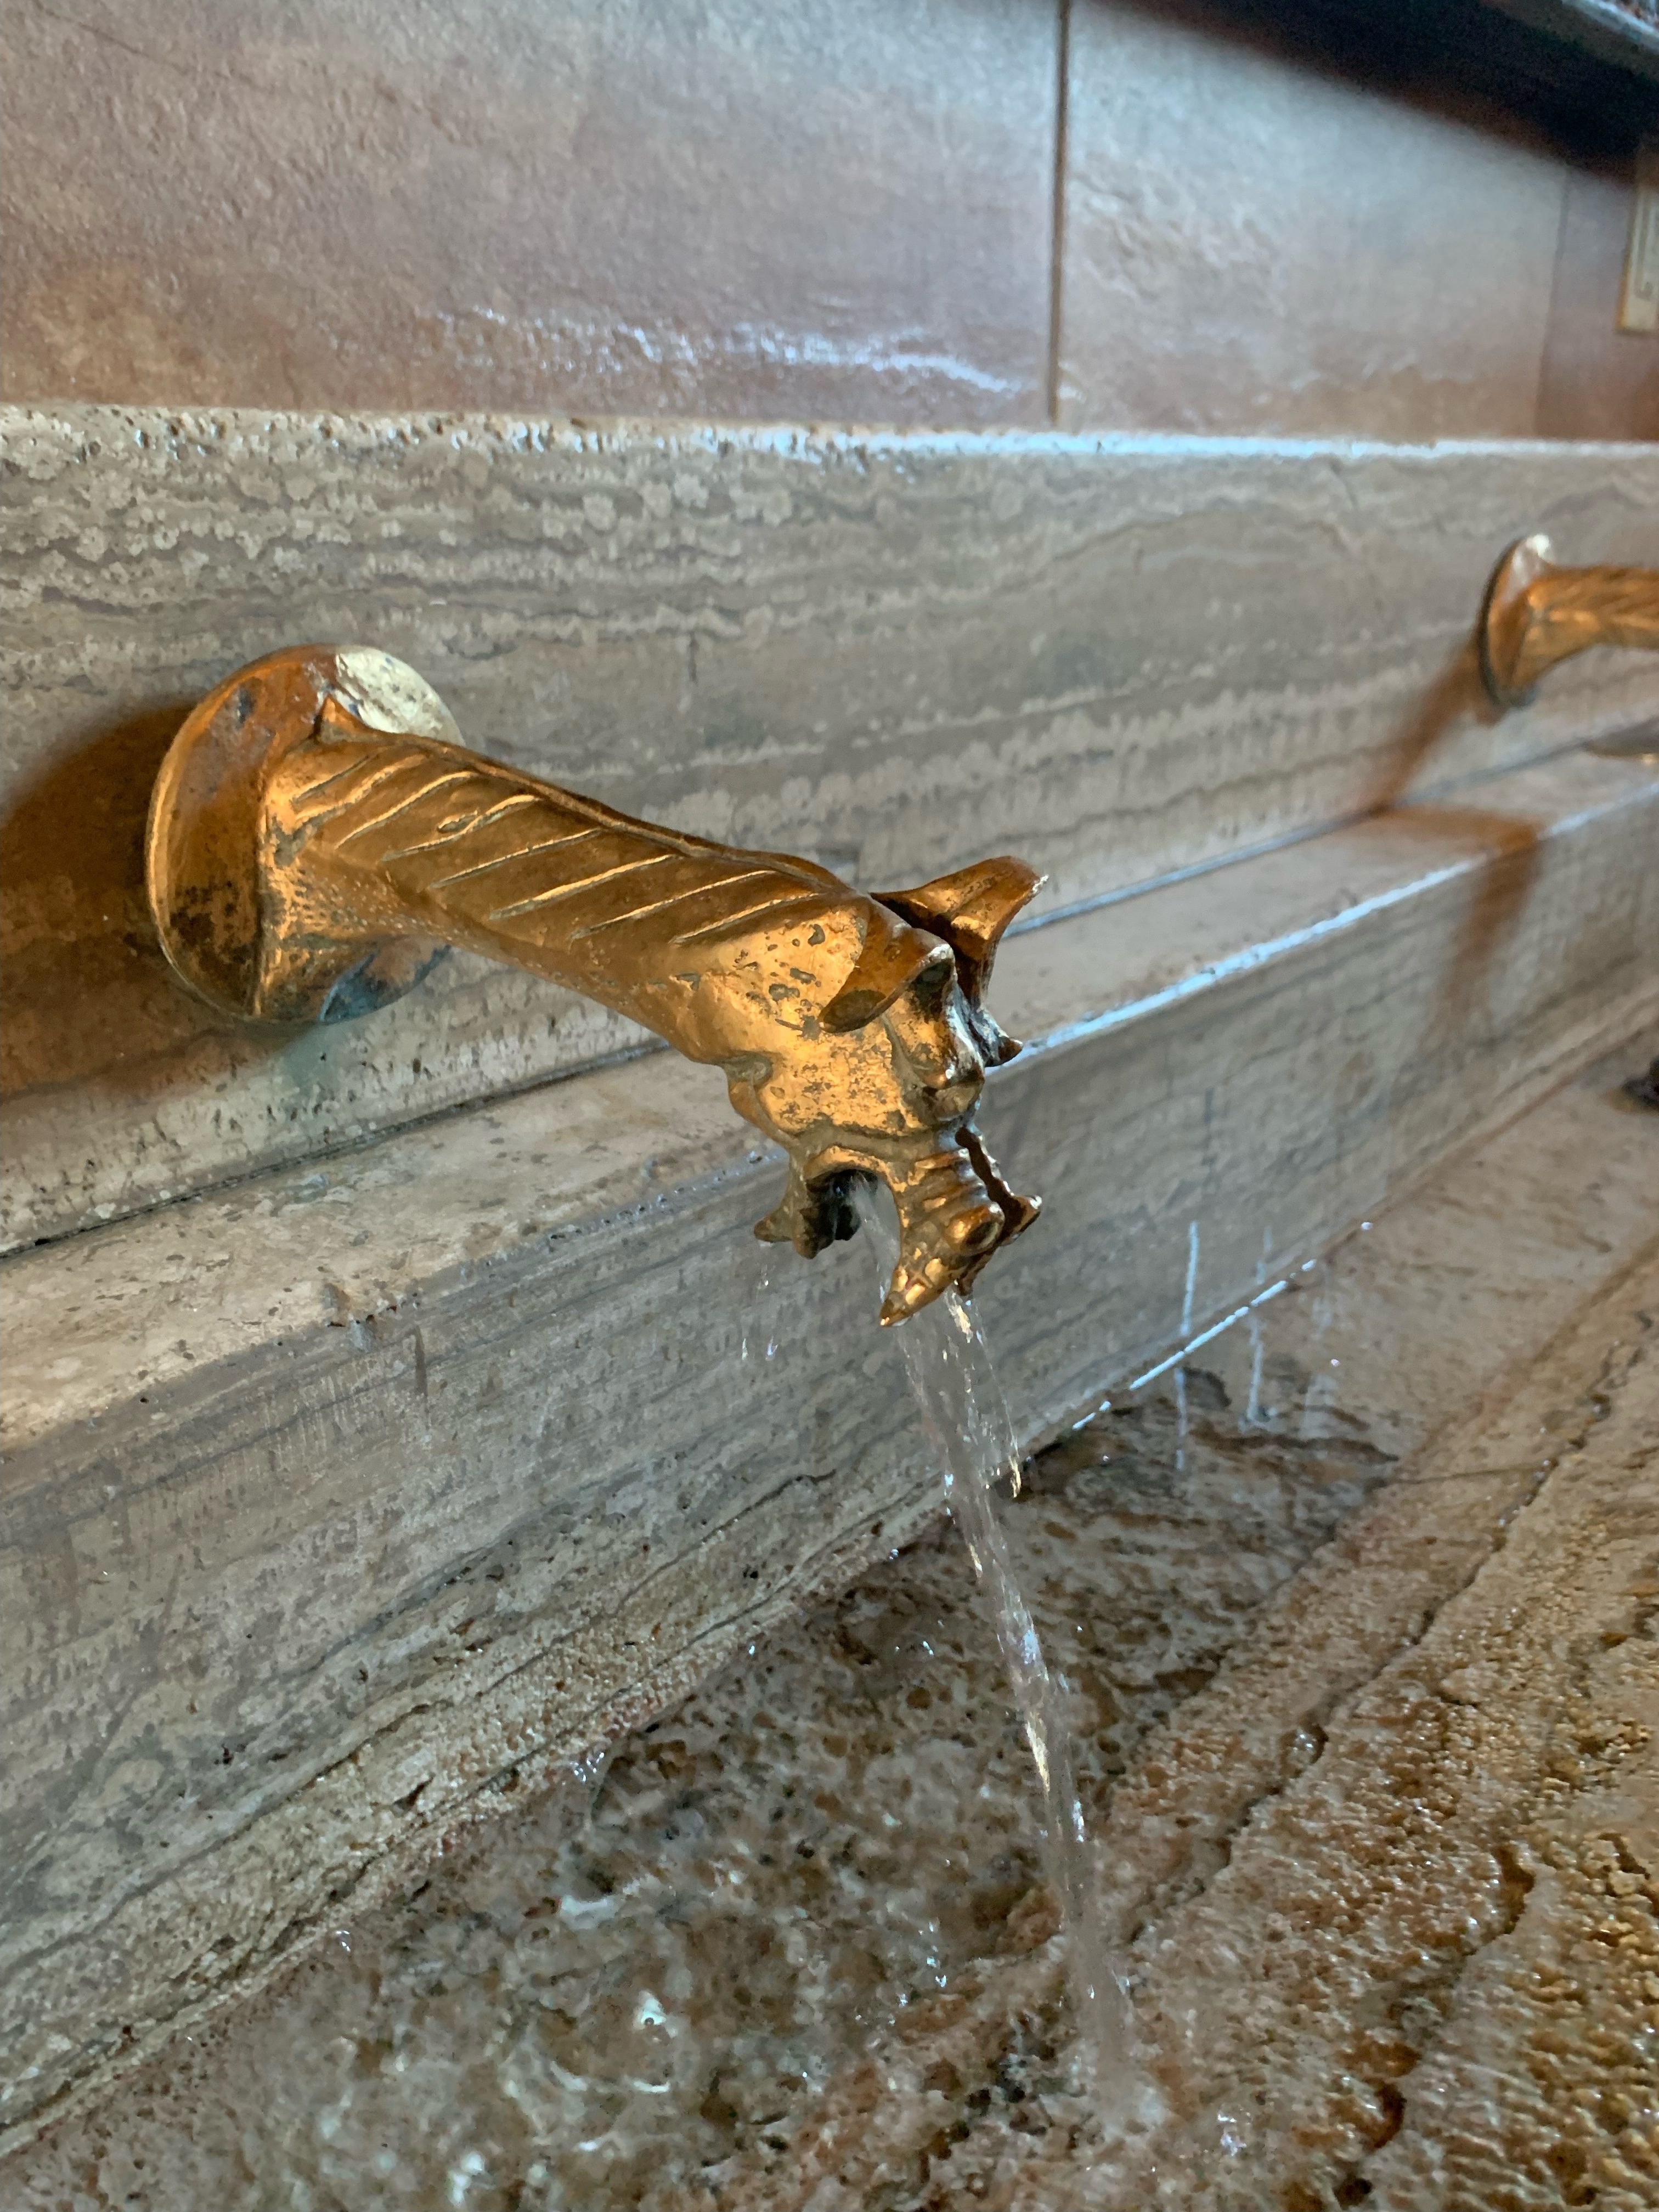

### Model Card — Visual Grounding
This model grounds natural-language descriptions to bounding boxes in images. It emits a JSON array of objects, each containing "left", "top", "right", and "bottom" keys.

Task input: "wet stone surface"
[
  {"left": 9, "top": 1037, "right": 1658, "bottom": 2210},
  {"left": 8, "top": 1344, "right": 1389, "bottom": 2212}
]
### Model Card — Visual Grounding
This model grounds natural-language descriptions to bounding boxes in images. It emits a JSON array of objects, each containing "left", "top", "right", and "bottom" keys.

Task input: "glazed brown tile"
[
  {"left": 1538, "top": 163, "right": 1659, "bottom": 441},
  {"left": 0, "top": 0, "right": 1056, "bottom": 426},
  {"left": 1058, "top": 0, "right": 1569, "bottom": 438}
]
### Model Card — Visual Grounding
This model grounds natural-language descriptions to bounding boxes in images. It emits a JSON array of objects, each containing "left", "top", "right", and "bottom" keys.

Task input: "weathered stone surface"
[
  {"left": 4, "top": 407, "right": 1656, "bottom": 1247},
  {"left": 2, "top": 749, "right": 1654, "bottom": 2147},
  {"left": 4, "top": 1017, "right": 1655, "bottom": 2206},
  {"left": 1099, "top": 1163, "right": 1659, "bottom": 2207}
]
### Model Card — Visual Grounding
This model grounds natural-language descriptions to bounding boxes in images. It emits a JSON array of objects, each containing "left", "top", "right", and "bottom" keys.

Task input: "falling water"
[{"left": 855, "top": 1189, "right": 1141, "bottom": 2125}]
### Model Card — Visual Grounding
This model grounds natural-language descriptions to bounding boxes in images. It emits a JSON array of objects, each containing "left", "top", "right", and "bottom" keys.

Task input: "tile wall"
[{"left": 2, "top": 0, "right": 1653, "bottom": 435}]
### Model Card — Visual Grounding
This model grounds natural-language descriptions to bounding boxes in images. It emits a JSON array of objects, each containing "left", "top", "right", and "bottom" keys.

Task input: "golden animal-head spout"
[
  {"left": 740, "top": 853, "right": 1043, "bottom": 1324},
  {"left": 146, "top": 645, "right": 1044, "bottom": 1324},
  {"left": 1477, "top": 534, "right": 1659, "bottom": 710}
]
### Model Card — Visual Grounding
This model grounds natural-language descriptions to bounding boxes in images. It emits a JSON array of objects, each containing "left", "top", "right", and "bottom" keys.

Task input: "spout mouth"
[
  {"left": 877, "top": 1188, "right": 1041, "bottom": 1324},
  {"left": 874, "top": 1135, "right": 1040, "bottom": 1325},
  {"left": 751, "top": 1130, "right": 1040, "bottom": 1322}
]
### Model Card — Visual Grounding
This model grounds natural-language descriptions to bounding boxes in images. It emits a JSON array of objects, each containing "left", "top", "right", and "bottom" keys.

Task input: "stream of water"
[{"left": 855, "top": 1188, "right": 1143, "bottom": 2128}]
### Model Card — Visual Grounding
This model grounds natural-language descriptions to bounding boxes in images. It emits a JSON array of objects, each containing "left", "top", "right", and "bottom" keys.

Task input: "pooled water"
[
  {"left": 856, "top": 1188, "right": 1144, "bottom": 2127},
  {"left": 5, "top": 1212, "right": 1417, "bottom": 2208}
]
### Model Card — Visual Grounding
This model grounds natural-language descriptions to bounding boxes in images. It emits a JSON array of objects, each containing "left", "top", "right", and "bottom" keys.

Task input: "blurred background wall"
[{"left": 3, "top": 0, "right": 1655, "bottom": 437}]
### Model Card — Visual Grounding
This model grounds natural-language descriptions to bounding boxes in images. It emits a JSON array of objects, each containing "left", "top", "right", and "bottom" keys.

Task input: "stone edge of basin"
[{"left": 2, "top": 734, "right": 1657, "bottom": 2153}]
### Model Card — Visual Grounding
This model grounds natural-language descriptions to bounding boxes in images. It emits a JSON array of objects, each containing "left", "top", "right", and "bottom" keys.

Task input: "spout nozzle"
[
  {"left": 878, "top": 1228, "right": 998, "bottom": 1326},
  {"left": 877, "top": 1161, "right": 1041, "bottom": 1325},
  {"left": 752, "top": 1133, "right": 1039, "bottom": 1324}
]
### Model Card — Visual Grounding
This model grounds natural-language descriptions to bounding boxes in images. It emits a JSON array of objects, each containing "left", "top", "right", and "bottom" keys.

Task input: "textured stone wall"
[{"left": 7, "top": 410, "right": 1656, "bottom": 1249}]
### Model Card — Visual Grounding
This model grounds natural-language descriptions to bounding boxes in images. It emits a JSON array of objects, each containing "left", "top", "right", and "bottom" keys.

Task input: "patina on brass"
[
  {"left": 146, "top": 645, "right": 1042, "bottom": 1324},
  {"left": 1477, "top": 534, "right": 1659, "bottom": 710}
]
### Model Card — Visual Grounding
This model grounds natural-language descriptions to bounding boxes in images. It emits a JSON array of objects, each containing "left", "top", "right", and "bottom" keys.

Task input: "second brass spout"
[
  {"left": 146, "top": 646, "right": 1043, "bottom": 1324},
  {"left": 1477, "top": 534, "right": 1659, "bottom": 709}
]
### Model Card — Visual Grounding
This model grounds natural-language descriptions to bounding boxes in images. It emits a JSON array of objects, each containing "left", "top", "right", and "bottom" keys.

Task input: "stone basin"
[{"left": 8, "top": 1027, "right": 1657, "bottom": 2210}]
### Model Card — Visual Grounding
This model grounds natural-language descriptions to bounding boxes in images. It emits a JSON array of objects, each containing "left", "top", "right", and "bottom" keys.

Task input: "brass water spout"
[
  {"left": 1477, "top": 534, "right": 1659, "bottom": 710},
  {"left": 146, "top": 646, "right": 1042, "bottom": 1323}
]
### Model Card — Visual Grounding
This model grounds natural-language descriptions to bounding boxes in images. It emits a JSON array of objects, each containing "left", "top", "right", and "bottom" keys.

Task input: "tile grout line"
[{"left": 1046, "top": 0, "right": 1072, "bottom": 428}]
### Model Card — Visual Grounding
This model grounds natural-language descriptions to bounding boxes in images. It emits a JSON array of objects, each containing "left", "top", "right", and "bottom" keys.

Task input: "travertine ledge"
[{"left": 4, "top": 408, "right": 1655, "bottom": 1245}]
